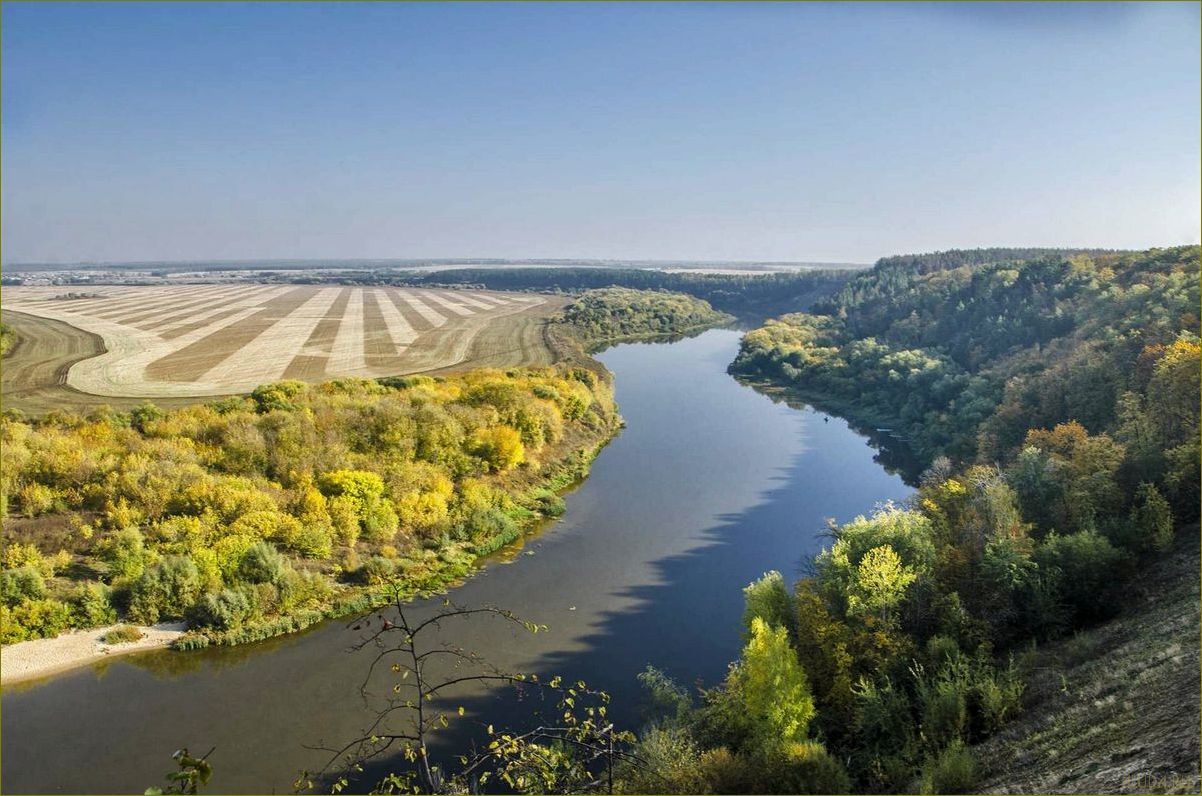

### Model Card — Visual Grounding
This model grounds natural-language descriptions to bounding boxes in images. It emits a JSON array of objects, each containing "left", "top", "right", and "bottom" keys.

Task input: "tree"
[
  {"left": 741, "top": 571, "right": 793, "bottom": 638},
  {"left": 1126, "top": 482, "right": 1174, "bottom": 553},
  {"left": 470, "top": 426, "right": 526, "bottom": 472},
  {"left": 726, "top": 617, "right": 816, "bottom": 751},
  {"left": 848, "top": 545, "right": 917, "bottom": 621},
  {"left": 309, "top": 593, "right": 635, "bottom": 794}
]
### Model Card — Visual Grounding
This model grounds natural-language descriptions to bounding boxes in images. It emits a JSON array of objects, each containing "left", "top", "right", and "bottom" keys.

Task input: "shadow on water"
[{"left": 353, "top": 408, "right": 915, "bottom": 787}]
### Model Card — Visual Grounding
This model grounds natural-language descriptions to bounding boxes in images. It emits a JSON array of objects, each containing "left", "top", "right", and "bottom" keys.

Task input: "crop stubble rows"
[{"left": 1, "top": 285, "right": 556, "bottom": 399}]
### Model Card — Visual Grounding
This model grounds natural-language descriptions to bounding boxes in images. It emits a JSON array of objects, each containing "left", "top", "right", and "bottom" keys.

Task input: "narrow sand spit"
[{"left": 1, "top": 621, "right": 186, "bottom": 685}]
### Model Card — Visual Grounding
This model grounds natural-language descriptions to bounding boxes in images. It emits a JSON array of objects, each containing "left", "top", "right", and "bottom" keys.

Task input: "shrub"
[
  {"left": 361, "top": 498, "right": 399, "bottom": 544},
  {"left": 637, "top": 665, "right": 694, "bottom": 727},
  {"left": 618, "top": 725, "right": 707, "bottom": 795},
  {"left": 278, "top": 568, "right": 333, "bottom": 612},
  {"left": 328, "top": 495, "right": 361, "bottom": 545},
  {"left": 727, "top": 617, "right": 815, "bottom": 750},
  {"left": 1126, "top": 482, "right": 1174, "bottom": 553},
  {"left": 228, "top": 510, "right": 303, "bottom": 544},
  {"left": 250, "top": 380, "right": 306, "bottom": 412},
  {"left": 17, "top": 483, "right": 58, "bottom": 517},
  {"left": 1034, "top": 530, "right": 1125, "bottom": 622},
  {"left": 531, "top": 490, "right": 566, "bottom": 517},
  {"left": 851, "top": 676, "right": 917, "bottom": 791},
  {"left": 468, "top": 426, "right": 526, "bottom": 472},
  {"left": 459, "top": 505, "right": 518, "bottom": 546},
  {"left": 237, "top": 542, "right": 288, "bottom": 585},
  {"left": 920, "top": 738, "right": 976, "bottom": 794},
  {"left": 287, "top": 523, "right": 334, "bottom": 559},
  {"left": 1, "top": 598, "right": 73, "bottom": 644},
  {"left": 100, "top": 528, "right": 152, "bottom": 581},
  {"left": 2, "top": 542, "right": 45, "bottom": 572},
  {"left": 102, "top": 624, "right": 145, "bottom": 644},
  {"left": 695, "top": 747, "right": 759, "bottom": 794},
  {"left": 73, "top": 582, "right": 118, "bottom": 626},
  {"left": 0, "top": 566, "right": 46, "bottom": 606},
  {"left": 191, "top": 587, "right": 255, "bottom": 630},
  {"left": 742, "top": 571, "right": 793, "bottom": 638},
  {"left": 358, "top": 555, "right": 397, "bottom": 585},
  {"left": 128, "top": 556, "right": 203, "bottom": 624},
  {"left": 915, "top": 664, "right": 968, "bottom": 750},
  {"left": 774, "top": 740, "right": 853, "bottom": 794}
]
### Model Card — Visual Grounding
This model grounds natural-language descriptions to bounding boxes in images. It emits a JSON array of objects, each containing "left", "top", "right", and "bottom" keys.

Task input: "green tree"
[
  {"left": 727, "top": 617, "right": 816, "bottom": 750},
  {"left": 1126, "top": 482, "right": 1174, "bottom": 553}
]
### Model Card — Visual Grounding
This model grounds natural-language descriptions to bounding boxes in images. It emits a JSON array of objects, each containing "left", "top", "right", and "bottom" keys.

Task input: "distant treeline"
[
  {"left": 819, "top": 247, "right": 1129, "bottom": 318},
  {"left": 376, "top": 267, "right": 855, "bottom": 318}
]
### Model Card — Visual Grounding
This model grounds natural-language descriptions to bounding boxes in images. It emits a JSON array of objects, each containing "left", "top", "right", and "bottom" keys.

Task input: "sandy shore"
[{"left": 1, "top": 621, "right": 186, "bottom": 685}]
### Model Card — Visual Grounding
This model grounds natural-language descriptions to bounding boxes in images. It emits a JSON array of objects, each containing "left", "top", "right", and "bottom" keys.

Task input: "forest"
[
  {"left": 0, "top": 365, "right": 617, "bottom": 647},
  {"left": 655, "top": 245, "right": 1200, "bottom": 792}
]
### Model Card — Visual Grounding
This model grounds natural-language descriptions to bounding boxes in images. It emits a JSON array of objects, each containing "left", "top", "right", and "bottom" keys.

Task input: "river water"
[{"left": 1, "top": 329, "right": 913, "bottom": 794}]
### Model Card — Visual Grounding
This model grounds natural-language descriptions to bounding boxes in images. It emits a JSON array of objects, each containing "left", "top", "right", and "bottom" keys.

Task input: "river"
[{"left": 0, "top": 329, "right": 913, "bottom": 794}]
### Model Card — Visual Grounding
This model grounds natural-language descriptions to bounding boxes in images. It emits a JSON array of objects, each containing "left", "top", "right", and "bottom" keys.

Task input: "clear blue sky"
[{"left": 2, "top": 2, "right": 1199, "bottom": 264}]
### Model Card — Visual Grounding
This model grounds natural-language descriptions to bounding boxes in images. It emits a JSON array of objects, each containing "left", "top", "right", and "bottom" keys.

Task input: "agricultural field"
[{"left": 1, "top": 285, "right": 566, "bottom": 404}]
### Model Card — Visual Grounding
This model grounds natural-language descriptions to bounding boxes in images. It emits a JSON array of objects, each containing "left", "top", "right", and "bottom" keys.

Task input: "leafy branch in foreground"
[
  {"left": 300, "top": 586, "right": 638, "bottom": 794},
  {"left": 144, "top": 747, "right": 214, "bottom": 795}
]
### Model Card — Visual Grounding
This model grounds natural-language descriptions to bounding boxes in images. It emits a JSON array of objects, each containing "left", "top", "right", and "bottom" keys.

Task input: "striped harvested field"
[{"left": 1, "top": 285, "right": 563, "bottom": 399}]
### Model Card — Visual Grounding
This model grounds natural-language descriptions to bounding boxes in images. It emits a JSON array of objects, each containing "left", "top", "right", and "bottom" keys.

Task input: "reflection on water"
[{"left": 1, "top": 329, "right": 912, "bottom": 794}]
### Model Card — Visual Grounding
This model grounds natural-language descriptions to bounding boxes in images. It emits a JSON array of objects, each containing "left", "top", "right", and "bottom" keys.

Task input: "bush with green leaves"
[
  {"left": 128, "top": 556, "right": 203, "bottom": 625},
  {"left": 100, "top": 528, "right": 153, "bottom": 581},
  {"left": 920, "top": 738, "right": 976, "bottom": 794},
  {"left": 236, "top": 542, "right": 287, "bottom": 586},
  {"left": 1034, "top": 530, "right": 1125, "bottom": 622},
  {"left": 741, "top": 570, "right": 794, "bottom": 638},
  {"left": 617, "top": 725, "right": 708, "bottom": 795},
  {"left": 850, "top": 675, "right": 917, "bottom": 790},
  {"left": 73, "top": 582, "right": 118, "bottom": 626},
  {"left": 191, "top": 587, "right": 256, "bottom": 631},
  {"left": 1, "top": 565, "right": 46, "bottom": 606},
  {"left": 1124, "top": 482, "right": 1174, "bottom": 553},
  {"left": 0, "top": 598, "right": 73, "bottom": 644},
  {"left": 726, "top": 617, "right": 816, "bottom": 751},
  {"left": 102, "top": 624, "right": 145, "bottom": 644},
  {"left": 773, "top": 740, "right": 853, "bottom": 795},
  {"left": 357, "top": 555, "right": 397, "bottom": 585}
]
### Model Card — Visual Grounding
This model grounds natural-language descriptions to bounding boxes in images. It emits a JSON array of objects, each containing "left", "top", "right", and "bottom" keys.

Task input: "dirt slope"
[{"left": 974, "top": 528, "right": 1200, "bottom": 794}]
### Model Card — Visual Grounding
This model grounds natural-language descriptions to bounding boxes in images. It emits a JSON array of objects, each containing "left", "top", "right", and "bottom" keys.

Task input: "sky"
[{"left": 2, "top": 2, "right": 1199, "bottom": 264}]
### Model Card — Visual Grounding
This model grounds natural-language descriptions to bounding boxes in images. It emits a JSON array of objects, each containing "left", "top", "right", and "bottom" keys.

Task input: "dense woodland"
[
  {"left": 650, "top": 245, "right": 1199, "bottom": 792},
  {"left": 0, "top": 366, "right": 617, "bottom": 647}
]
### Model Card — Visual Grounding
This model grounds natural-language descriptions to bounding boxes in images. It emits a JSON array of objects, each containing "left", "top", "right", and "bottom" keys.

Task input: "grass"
[
  {"left": 102, "top": 625, "right": 145, "bottom": 645},
  {"left": 971, "top": 527, "right": 1200, "bottom": 794}
]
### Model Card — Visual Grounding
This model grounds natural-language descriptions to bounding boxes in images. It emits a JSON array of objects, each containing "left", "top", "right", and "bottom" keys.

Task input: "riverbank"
[
  {"left": 1, "top": 621, "right": 186, "bottom": 685},
  {"left": 729, "top": 374, "right": 926, "bottom": 483},
  {"left": 169, "top": 430, "right": 618, "bottom": 652},
  {"left": 0, "top": 432, "right": 617, "bottom": 677}
]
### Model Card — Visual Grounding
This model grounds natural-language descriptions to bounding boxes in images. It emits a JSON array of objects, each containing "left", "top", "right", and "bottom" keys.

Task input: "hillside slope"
[{"left": 975, "top": 528, "right": 1200, "bottom": 794}]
